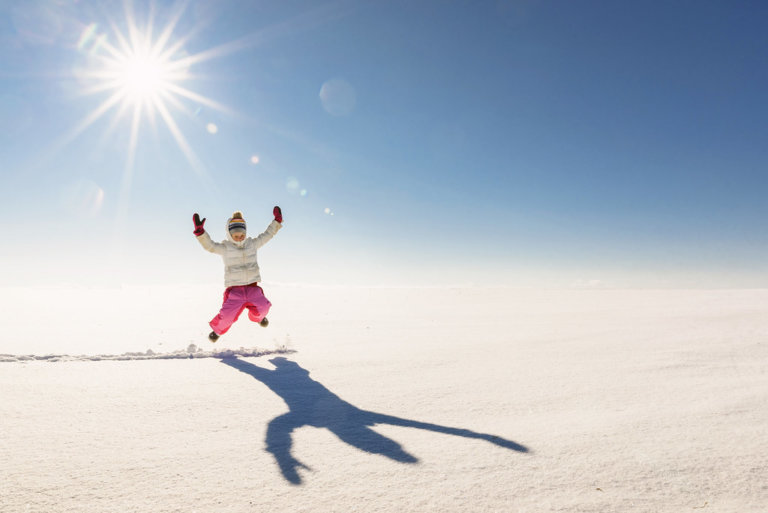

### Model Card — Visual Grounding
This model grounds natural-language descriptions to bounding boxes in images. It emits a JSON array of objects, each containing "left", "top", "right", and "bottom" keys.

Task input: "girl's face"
[{"left": 232, "top": 232, "right": 245, "bottom": 242}]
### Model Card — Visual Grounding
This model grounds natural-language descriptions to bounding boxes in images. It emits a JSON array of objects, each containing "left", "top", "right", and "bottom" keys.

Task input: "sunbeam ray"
[
  {"left": 152, "top": 93, "right": 205, "bottom": 176},
  {"left": 71, "top": 0, "right": 235, "bottom": 185},
  {"left": 163, "top": 82, "right": 234, "bottom": 115},
  {"left": 57, "top": 90, "right": 126, "bottom": 151}
]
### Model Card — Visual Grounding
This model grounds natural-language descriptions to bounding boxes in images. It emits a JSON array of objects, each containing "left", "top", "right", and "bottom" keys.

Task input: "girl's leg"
[
  {"left": 210, "top": 286, "right": 248, "bottom": 335},
  {"left": 244, "top": 285, "right": 272, "bottom": 323}
]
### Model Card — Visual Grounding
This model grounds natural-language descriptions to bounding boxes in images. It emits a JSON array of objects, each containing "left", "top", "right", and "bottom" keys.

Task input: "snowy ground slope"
[{"left": 1, "top": 286, "right": 767, "bottom": 512}]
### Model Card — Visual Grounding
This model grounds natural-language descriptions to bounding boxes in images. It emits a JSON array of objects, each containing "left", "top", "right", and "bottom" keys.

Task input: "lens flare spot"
[
  {"left": 61, "top": 179, "right": 105, "bottom": 217},
  {"left": 77, "top": 23, "right": 98, "bottom": 52},
  {"left": 319, "top": 78, "right": 356, "bottom": 116},
  {"left": 286, "top": 177, "right": 300, "bottom": 192},
  {"left": 250, "top": 155, "right": 260, "bottom": 165},
  {"left": 206, "top": 123, "right": 218, "bottom": 134},
  {"left": 300, "top": 189, "right": 308, "bottom": 197},
  {"left": 76, "top": 24, "right": 108, "bottom": 57},
  {"left": 324, "top": 207, "right": 334, "bottom": 216}
]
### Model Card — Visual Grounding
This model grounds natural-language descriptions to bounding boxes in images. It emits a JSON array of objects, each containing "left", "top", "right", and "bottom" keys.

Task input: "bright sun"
[
  {"left": 72, "top": 3, "right": 231, "bottom": 173},
  {"left": 116, "top": 52, "right": 170, "bottom": 100}
]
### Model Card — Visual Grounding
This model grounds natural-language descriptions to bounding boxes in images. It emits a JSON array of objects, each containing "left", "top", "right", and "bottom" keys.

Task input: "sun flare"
[
  {"left": 72, "top": 4, "right": 232, "bottom": 175},
  {"left": 115, "top": 52, "right": 171, "bottom": 100}
]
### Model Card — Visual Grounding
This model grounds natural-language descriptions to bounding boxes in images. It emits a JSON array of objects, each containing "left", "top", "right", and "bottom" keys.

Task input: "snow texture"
[
  {"left": 1, "top": 286, "right": 767, "bottom": 512},
  {"left": 0, "top": 346, "right": 294, "bottom": 363}
]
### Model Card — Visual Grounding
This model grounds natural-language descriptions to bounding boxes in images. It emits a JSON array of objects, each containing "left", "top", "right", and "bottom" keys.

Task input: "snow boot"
[
  {"left": 208, "top": 331, "right": 220, "bottom": 342},
  {"left": 259, "top": 317, "right": 269, "bottom": 328}
]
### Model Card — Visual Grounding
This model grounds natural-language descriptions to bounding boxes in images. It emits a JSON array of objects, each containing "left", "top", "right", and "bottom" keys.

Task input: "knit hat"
[{"left": 228, "top": 211, "right": 246, "bottom": 236}]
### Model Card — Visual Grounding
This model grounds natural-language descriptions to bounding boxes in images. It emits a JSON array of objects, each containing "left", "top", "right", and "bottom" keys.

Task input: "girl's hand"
[
  {"left": 273, "top": 206, "right": 283, "bottom": 224},
  {"left": 193, "top": 213, "right": 206, "bottom": 235}
]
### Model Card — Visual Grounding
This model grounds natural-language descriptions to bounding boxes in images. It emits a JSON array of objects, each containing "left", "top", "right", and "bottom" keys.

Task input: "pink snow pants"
[{"left": 210, "top": 284, "right": 272, "bottom": 335}]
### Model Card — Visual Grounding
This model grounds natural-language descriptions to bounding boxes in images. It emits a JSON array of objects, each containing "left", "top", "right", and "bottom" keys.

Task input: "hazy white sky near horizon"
[{"left": 2, "top": 0, "right": 768, "bottom": 288}]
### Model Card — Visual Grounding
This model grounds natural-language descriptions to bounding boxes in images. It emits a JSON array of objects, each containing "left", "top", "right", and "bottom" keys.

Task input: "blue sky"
[{"left": 1, "top": 0, "right": 767, "bottom": 288}]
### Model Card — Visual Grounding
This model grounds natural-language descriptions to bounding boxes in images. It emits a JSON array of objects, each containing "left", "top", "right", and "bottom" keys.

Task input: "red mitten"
[
  {"left": 273, "top": 206, "right": 283, "bottom": 224},
  {"left": 193, "top": 213, "right": 206, "bottom": 236}
]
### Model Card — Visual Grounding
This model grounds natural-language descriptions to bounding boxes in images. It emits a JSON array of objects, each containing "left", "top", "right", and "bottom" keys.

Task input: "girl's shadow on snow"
[{"left": 221, "top": 357, "right": 529, "bottom": 485}]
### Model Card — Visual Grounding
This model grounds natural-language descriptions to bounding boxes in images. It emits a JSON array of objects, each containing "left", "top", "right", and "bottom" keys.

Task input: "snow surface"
[{"left": 1, "top": 285, "right": 767, "bottom": 512}]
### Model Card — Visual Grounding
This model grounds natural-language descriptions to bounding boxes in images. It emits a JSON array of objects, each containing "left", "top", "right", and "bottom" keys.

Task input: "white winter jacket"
[{"left": 196, "top": 219, "right": 282, "bottom": 287}]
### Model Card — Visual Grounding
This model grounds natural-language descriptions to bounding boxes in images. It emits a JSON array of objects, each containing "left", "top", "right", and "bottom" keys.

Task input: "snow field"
[{"left": 1, "top": 287, "right": 767, "bottom": 512}]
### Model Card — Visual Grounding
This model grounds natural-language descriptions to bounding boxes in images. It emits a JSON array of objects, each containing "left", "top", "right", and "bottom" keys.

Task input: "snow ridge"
[{"left": 0, "top": 344, "right": 295, "bottom": 363}]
